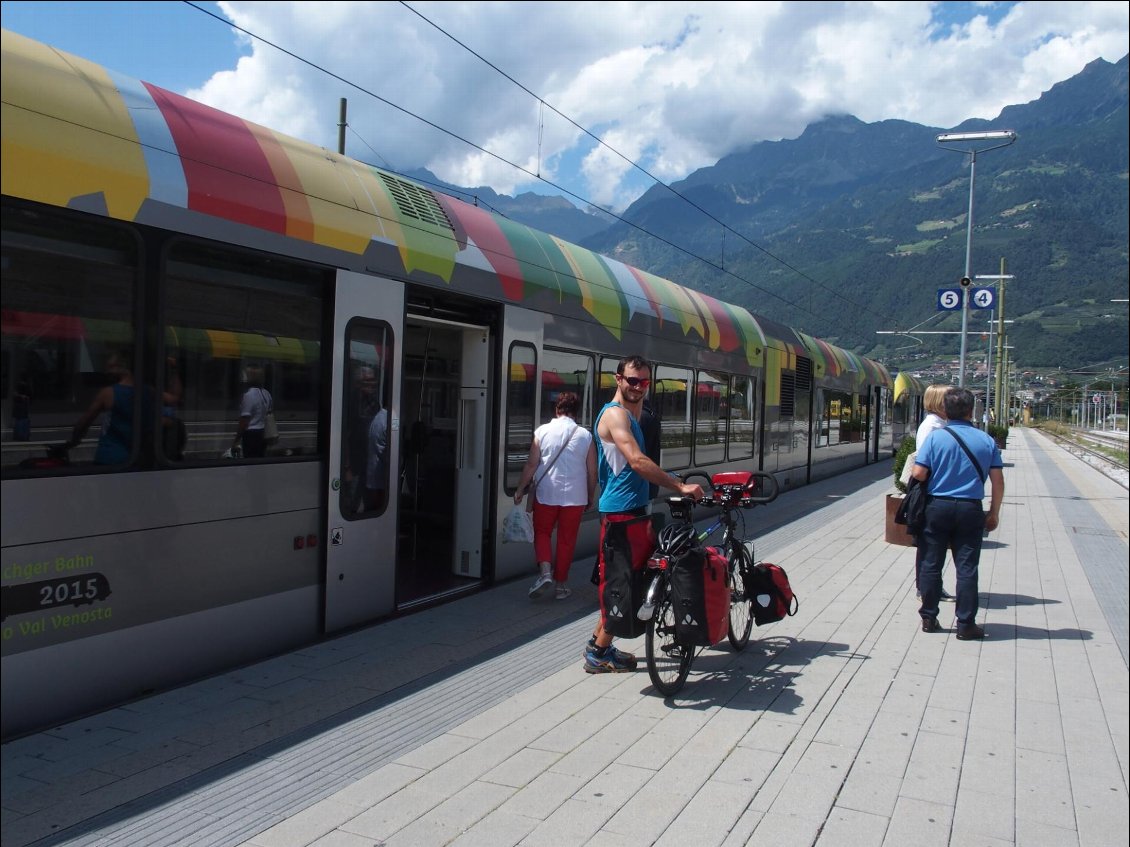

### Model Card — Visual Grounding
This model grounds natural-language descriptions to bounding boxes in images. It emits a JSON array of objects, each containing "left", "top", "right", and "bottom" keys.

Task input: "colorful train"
[{"left": 0, "top": 30, "right": 924, "bottom": 738}]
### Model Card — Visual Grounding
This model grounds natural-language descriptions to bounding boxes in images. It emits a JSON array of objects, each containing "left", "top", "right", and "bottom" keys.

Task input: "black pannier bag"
[
  {"left": 599, "top": 513, "right": 656, "bottom": 638},
  {"left": 669, "top": 546, "right": 731, "bottom": 646}
]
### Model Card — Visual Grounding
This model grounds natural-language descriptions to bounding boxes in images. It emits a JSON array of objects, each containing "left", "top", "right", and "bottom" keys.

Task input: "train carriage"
[
  {"left": 892, "top": 371, "right": 928, "bottom": 446},
  {"left": 1, "top": 29, "right": 901, "bottom": 738}
]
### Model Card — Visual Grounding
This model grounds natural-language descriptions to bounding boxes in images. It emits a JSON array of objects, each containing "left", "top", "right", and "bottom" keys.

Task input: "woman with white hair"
[{"left": 914, "top": 384, "right": 954, "bottom": 601}]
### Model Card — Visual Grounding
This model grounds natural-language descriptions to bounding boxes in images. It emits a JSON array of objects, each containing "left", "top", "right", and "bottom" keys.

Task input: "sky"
[{"left": 2, "top": 1, "right": 1128, "bottom": 213}]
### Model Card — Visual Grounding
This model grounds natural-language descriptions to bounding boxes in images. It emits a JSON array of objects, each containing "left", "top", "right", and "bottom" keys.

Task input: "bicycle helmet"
[{"left": 657, "top": 523, "right": 698, "bottom": 556}]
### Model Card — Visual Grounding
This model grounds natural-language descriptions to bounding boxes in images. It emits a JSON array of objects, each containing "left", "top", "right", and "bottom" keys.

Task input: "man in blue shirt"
[
  {"left": 585, "top": 355, "right": 704, "bottom": 672},
  {"left": 911, "top": 388, "right": 1004, "bottom": 640}
]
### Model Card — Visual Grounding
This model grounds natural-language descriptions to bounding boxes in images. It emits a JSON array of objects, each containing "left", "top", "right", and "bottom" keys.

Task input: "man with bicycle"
[{"left": 585, "top": 355, "right": 704, "bottom": 673}]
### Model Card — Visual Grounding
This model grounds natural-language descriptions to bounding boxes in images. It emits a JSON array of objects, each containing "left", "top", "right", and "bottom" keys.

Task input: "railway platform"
[{"left": 2, "top": 427, "right": 1127, "bottom": 847}]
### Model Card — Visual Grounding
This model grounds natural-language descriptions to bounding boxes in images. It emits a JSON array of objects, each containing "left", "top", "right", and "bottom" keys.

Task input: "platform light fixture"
[{"left": 936, "top": 129, "right": 1018, "bottom": 386}]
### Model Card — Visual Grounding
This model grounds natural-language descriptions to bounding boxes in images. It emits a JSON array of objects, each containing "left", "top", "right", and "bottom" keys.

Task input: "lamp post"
[{"left": 936, "top": 130, "right": 1017, "bottom": 387}]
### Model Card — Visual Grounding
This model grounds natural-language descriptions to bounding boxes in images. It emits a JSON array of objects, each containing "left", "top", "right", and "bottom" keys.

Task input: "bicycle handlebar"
[
  {"left": 741, "top": 471, "right": 779, "bottom": 505},
  {"left": 676, "top": 469, "right": 713, "bottom": 491},
  {"left": 668, "top": 469, "right": 779, "bottom": 508}
]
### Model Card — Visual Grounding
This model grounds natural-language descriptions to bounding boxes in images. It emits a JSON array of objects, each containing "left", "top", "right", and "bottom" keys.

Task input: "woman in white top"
[
  {"left": 515, "top": 392, "right": 597, "bottom": 600},
  {"left": 915, "top": 384, "right": 948, "bottom": 450},
  {"left": 913, "top": 384, "right": 954, "bottom": 600},
  {"left": 230, "top": 366, "right": 272, "bottom": 458}
]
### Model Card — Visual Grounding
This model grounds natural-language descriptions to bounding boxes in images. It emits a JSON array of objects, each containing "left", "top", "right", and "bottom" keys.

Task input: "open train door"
[
  {"left": 453, "top": 326, "right": 489, "bottom": 578},
  {"left": 324, "top": 270, "right": 403, "bottom": 633}
]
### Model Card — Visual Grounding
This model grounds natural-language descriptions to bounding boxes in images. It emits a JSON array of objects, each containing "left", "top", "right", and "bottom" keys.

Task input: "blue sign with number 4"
[{"left": 970, "top": 288, "right": 995, "bottom": 309}]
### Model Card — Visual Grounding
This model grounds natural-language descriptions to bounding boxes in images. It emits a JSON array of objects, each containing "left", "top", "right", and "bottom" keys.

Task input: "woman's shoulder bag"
[{"left": 260, "top": 389, "right": 280, "bottom": 444}]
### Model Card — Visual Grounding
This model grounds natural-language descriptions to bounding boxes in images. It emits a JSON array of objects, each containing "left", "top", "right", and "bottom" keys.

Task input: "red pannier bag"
[
  {"left": 669, "top": 546, "right": 731, "bottom": 646},
  {"left": 749, "top": 562, "right": 799, "bottom": 625},
  {"left": 599, "top": 513, "right": 657, "bottom": 638}
]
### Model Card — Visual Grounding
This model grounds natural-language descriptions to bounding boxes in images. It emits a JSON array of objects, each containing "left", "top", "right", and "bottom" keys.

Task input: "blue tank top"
[
  {"left": 595, "top": 402, "right": 650, "bottom": 513},
  {"left": 94, "top": 383, "right": 134, "bottom": 465}
]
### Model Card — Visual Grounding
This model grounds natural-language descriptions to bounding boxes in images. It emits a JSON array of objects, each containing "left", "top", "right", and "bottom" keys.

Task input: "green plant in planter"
[
  {"left": 840, "top": 414, "right": 866, "bottom": 442},
  {"left": 987, "top": 423, "right": 1009, "bottom": 448},
  {"left": 892, "top": 435, "right": 917, "bottom": 494}
]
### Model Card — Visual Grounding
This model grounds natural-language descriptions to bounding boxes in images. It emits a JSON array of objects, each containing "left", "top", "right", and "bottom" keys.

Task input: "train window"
[
  {"left": 652, "top": 364, "right": 692, "bottom": 470},
  {"left": 505, "top": 343, "right": 537, "bottom": 492},
  {"left": 1, "top": 204, "right": 140, "bottom": 476},
  {"left": 340, "top": 321, "right": 394, "bottom": 520},
  {"left": 822, "top": 390, "right": 866, "bottom": 445},
  {"left": 814, "top": 388, "right": 829, "bottom": 448},
  {"left": 540, "top": 349, "right": 593, "bottom": 429},
  {"left": 162, "top": 242, "right": 325, "bottom": 463},
  {"left": 727, "top": 374, "right": 757, "bottom": 461},
  {"left": 693, "top": 369, "right": 728, "bottom": 466},
  {"left": 597, "top": 357, "right": 620, "bottom": 407}
]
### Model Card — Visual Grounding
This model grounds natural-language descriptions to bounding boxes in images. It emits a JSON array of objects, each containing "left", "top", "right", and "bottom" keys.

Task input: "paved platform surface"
[{"left": 2, "top": 427, "right": 1127, "bottom": 847}]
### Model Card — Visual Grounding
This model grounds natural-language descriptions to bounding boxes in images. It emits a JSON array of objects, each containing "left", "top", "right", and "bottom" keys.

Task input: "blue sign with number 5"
[{"left": 937, "top": 289, "right": 962, "bottom": 310}]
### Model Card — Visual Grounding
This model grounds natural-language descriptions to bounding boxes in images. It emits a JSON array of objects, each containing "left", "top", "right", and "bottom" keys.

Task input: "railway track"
[{"left": 1040, "top": 427, "right": 1129, "bottom": 490}]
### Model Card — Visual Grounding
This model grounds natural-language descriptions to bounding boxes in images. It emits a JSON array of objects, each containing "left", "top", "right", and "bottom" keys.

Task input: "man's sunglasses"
[{"left": 618, "top": 375, "right": 650, "bottom": 389}]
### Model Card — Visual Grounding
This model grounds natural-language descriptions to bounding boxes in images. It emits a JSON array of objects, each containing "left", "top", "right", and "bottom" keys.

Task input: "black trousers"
[{"left": 918, "top": 499, "right": 985, "bottom": 625}]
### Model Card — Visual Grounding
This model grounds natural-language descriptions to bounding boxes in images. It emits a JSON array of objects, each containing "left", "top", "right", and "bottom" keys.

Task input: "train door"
[
  {"left": 871, "top": 385, "right": 886, "bottom": 461},
  {"left": 397, "top": 315, "right": 490, "bottom": 607},
  {"left": 325, "top": 271, "right": 403, "bottom": 633},
  {"left": 494, "top": 307, "right": 544, "bottom": 583}
]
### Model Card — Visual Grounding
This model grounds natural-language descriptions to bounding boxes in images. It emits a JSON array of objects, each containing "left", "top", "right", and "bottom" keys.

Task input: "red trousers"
[{"left": 532, "top": 502, "right": 585, "bottom": 582}]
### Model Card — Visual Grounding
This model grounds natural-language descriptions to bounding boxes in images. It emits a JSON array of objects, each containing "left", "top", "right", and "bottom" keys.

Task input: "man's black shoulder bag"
[{"left": 894, "top": 476, "right": 927, "bottom": 533}]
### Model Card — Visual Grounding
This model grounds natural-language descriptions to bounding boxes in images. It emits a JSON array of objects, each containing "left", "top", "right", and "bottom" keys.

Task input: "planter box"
[{"left": 885, "top": 494, "right": 916, "bottom": 546}]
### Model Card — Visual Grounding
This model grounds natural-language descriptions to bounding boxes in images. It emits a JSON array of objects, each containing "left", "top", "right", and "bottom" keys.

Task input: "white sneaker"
[
  {"left": 529, "top": 574, "right": 553, "bottom": 598},
  {"left": 555, "top": 585, "right": 571, "bottom": 600}
]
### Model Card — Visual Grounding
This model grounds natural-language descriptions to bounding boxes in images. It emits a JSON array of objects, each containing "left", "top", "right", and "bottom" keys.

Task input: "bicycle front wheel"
[
  {"left": 727, "top": 544, "right": 754, "bottom": 651},
  {"left": 729, "top": 508, "right": 748, "bottom": 545},
  {"left": 645, "top": 589, "right": 692, "bottom": 696}
]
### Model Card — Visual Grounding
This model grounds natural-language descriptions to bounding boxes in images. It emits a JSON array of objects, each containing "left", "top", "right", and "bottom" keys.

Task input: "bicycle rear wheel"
[
  {"left": 645, "top": 589, "right": 692, "bottom": 695},
  {"left": 727, "top": 544, "right": 754, "bottom": 651}
]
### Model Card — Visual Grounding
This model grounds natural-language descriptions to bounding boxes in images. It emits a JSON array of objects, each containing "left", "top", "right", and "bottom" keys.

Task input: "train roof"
[
  {"left": 893, "top": 371, "right": 927, "bottom": 403},
  {"left": 1, "top": 29, "right": 890, "bottom": 389}
]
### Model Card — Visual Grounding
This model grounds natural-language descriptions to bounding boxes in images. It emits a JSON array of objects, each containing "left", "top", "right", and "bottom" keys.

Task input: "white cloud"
[{"left": 183, "top": 1, "right": 1130, "bottom": 212}]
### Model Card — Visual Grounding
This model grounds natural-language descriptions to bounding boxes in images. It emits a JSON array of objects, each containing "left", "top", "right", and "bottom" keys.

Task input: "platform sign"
[
  {"left": 937, "top": 289, "right": 962, "bottom": 310},
  {"left": 970, "top": 288, "right": 995, "bottom": 309}
]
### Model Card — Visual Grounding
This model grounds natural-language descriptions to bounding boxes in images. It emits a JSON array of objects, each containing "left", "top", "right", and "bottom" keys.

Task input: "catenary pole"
[{"left": 994, "top": 258, "right": 1007, "bottom": 424}]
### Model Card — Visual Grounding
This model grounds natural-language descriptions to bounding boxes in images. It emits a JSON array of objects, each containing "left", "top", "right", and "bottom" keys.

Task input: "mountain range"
[{"left": 407, "top": 54, "right": 1129, "bottom": 376}]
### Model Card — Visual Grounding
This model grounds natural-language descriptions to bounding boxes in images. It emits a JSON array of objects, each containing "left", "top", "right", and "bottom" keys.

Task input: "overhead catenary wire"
[
  {"left": 396, "top": 0, "right": 887, "bottom": 323},
  {"left": 182, "top": 0, "right": 895, "bottom": 329}
]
